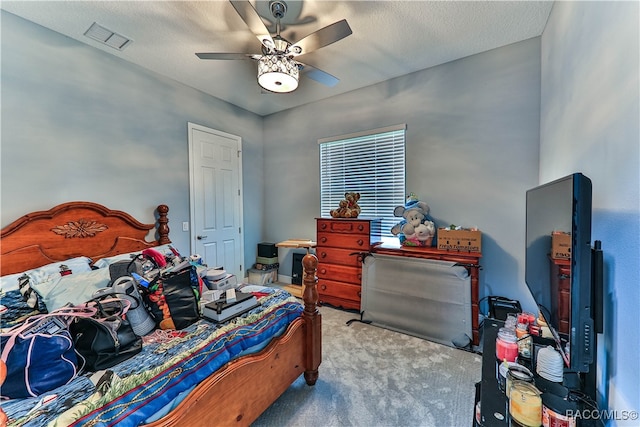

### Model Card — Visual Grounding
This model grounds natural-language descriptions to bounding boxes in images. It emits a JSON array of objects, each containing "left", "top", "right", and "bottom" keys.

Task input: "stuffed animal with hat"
[{"left": 391, "top": 193, "right": 437, "bottom": 246}]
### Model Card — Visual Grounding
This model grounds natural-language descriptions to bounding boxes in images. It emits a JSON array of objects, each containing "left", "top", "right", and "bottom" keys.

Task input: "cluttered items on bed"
[
  {"left": 0, "top": 283, "right": 303, "bottom": 427},
  {"left": 0, "top": 311, "right": 79, "bottom": 399},
  {"left": 1, "top": 201, "right": 322, "bottom": 427},
  {"left": 105, "top": 247, "right": 203, "bottom": 331},
  {"left": 102, "top": 276, "right": 156, "bottom": 336},
  {"left": 0, "top": 298, "right": 142, "bottom": 399},
  {"left": 202, "top": 289, "right": 260, "bottom": 323},
  {"left": 69, "top": 294, "right": 143, "bottom": 372},
  {"left": 137, "top": 264, "right": 202, "bottom": 330},
  {"left": 0, "top": 246, "right": 204, "bottom": 396}
]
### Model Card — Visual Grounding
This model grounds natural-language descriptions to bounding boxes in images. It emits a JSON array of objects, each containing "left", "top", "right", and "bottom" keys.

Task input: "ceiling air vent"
[{"left": 84, "top": 22, "right": 132, "bottom": 51}]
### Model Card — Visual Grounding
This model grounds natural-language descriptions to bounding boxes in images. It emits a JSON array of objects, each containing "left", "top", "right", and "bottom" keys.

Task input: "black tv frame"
[{"left": 525, "top": 173, "right": 595, "bottom": 374}]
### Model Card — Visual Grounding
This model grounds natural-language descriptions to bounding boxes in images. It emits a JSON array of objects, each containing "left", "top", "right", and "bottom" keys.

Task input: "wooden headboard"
[{"left": 1, "top": 201, "right": 170, "bottom": 276}]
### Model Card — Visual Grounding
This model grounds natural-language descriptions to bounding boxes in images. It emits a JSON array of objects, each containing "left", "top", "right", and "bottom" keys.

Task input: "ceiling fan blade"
[
  {"left": 229, "top": 0, "right": 275, "bottom": 51},
  {"left": 288, "top": 19, "right": 352, "bottom": 56},
  {"left": 298, "top": 63, "right": 339, "bottom": 87},
  {"left": 196, "top": 53, "right": 261, "bottom": 60}
]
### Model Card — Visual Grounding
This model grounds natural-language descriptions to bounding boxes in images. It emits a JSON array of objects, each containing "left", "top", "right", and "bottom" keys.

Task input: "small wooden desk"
[
  {"left": 276, "top": 239, "right": 317, "bottom": 250},
  {"left": 275, "top": 240, "right": 317, "bottom": 298},
  {"left": 372, "top": 243, "right": 482, "bottom": 346}
]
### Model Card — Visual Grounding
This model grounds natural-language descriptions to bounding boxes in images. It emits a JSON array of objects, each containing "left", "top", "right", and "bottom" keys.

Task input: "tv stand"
[{"left": 474, "top": 320, "right": 510, "bottom": 426}]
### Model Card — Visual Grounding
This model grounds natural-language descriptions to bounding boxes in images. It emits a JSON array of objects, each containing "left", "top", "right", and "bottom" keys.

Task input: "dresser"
[
  {"left": 550, "top": 257, "right": 571, "bottom": 335},
  {"left": 315, "top": 218, "right": 382, "bottom": 310}
]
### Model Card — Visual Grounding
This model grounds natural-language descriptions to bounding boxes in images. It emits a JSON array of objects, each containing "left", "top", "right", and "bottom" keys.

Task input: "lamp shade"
[{"left": 257, "top": 55, "right": 299, "bottom": 93}]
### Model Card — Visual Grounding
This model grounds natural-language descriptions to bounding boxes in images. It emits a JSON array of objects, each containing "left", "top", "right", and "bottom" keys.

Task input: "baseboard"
[{"left": 278, "top": 274, "right": 292, "bottom": 284}]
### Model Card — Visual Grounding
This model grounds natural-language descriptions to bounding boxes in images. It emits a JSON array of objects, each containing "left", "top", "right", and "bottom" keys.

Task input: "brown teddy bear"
[
  {"left": 330, "top": 200, "right": 348, "bottom": 218},
  {"left": 330, "top": 192, "right": 361, "bottom": 218}
]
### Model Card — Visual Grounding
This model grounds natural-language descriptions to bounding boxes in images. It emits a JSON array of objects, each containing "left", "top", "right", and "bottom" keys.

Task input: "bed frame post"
[
  {"left": 156, "top": 204, "right": 170, "bottom": 245},
  {"left": 302, "top": 251, "right": 321, "bottom": 385}
]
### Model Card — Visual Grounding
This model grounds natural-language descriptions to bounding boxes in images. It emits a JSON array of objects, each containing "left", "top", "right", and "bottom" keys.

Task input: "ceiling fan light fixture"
[{"left": 257, "top": 55, "right": 299, "bottom": 93}]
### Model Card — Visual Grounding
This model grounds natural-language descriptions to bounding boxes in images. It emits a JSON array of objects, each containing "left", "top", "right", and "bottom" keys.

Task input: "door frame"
[{"left": 187, "top": 122, "right": 244, "bottom": 273}]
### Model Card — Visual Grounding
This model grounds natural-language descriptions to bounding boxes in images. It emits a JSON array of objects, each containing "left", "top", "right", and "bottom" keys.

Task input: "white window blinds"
[{"left": 319, "top": 124, "right": 406, "bottom": 239}]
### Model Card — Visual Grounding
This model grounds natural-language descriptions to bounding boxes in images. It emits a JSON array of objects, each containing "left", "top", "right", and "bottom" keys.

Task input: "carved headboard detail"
[
  {"left": 1, "top": 201, "right": 170, "bottom": 276},
  {"left": 51, "top": 219, "right": 109, "bottom": 238}
]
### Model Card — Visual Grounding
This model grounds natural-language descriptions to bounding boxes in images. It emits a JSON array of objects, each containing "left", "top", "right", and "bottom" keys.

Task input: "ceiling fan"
[{"left": 196, "top": 0, "right": 352, "bottom": 93}]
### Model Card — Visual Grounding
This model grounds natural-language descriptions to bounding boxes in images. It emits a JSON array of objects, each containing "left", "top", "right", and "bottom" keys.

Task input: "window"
[{"left": 319, "top": 124, "right": 406, "bottom": 241}]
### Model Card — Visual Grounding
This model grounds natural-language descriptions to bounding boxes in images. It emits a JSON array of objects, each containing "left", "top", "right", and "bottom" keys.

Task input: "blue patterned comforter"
[{"left": 1, "top": 285, "right": 303, "bottom": 427}]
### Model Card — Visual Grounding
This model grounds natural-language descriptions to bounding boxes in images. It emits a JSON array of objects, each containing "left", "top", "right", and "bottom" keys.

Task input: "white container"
[
  {"left": 205, "top": 268, "right": 227, "bottom": 281},
  {"left": 205, "top": 274, "right": 237, "bottom": 291},
  {"left": 248, "top": 269, "right": 277, "bottom": 286}
]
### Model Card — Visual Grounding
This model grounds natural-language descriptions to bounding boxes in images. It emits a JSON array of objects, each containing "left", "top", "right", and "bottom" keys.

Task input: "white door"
[{"left": 188, "top": 123, "right": 244, "bottom": 278}]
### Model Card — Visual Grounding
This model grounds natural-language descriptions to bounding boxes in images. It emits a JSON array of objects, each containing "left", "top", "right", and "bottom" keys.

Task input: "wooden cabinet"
[
  {"left": 550, "top": 257, "right": 571, "bottom": 335},
  {"left": 315, "top": 218, "right": 381, "bottom": 310}
]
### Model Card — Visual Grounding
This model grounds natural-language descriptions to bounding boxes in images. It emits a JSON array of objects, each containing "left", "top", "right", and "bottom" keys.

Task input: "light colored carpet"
[{"left": 253, "top": 305, "right": 482, "bottom": 427}]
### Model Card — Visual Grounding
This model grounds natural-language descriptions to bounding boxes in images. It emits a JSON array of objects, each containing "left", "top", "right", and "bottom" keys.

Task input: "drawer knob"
[
  {"left": 321, "top": 285, "right": 327, "bottom": 291},
  {"left": 357, "top": 239, "right": 364, "bottom": 246},
  {"left": 358, "top": 225, "right": 364, "bottom": 231},
  {"left": 357, "top": 291, "right": 361, "bottom": 297},
  {"left": 357, "top": 274, "right": 362, "bottom": 280},
  {"left": 320, "top": 252, "right": 327, "bottom": 259},
  {"left": 320, "top": 268, "right": 326, "bottom": 274},
  {"left": 321, "top": 237, "right": 327, "bottom": 243},
  {"left": 321, "top": 223, "right": 327, "bottom": 230}
]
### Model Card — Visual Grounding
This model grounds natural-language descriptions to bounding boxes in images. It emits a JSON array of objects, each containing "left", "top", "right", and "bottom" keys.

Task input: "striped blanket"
[{"left": 1, "top": 285, "right": 302, "bottom": 427}]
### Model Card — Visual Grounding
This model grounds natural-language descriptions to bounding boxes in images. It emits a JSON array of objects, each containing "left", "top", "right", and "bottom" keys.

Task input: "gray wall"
[
  {"left": 263, "top": 38, "right": 542, "bottom": 312},
  {"left": 2, "top": 2, "right": 639, "bottom": 419},
  {"left": 0, "top": 11, "right": 265, "bottom": 265},
  {"left": 540, "top": 1, "right": 639, "bottom": 421}
]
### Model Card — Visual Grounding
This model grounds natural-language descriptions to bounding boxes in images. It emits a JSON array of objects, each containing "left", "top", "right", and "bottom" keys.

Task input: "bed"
[{"left": 0, "top": 201, "right": 321, "bottom": 426}]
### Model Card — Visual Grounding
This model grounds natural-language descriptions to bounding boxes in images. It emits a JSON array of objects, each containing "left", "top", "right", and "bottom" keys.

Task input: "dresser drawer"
[
  {"left": 316, "top": 247, "right": 363, "bottom": 267},
  {"left": 317, "top": 219, "right": 371, "bottom": 235},
  {"left": 317, "top": 263, "right": 362, "bottom": 285},
  {"left": 317, "top": 232, "right": 372, "bottom": 251},
  {"left": 318, "top": 279, "right": 361, "bottom": 304}
]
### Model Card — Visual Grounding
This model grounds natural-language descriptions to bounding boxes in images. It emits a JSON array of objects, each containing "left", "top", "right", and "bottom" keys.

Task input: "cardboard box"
[
  {"left": 551, "top": 232, "right": 571, "bottom": 260},
  {"left": 437, "top": 228, "right": 482, "bottom": 253}
]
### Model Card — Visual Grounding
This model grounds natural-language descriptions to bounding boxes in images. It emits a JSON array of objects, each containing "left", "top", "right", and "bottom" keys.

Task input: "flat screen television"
[{"left": 525, "top": 173, "right": 594, "bottom": 373}]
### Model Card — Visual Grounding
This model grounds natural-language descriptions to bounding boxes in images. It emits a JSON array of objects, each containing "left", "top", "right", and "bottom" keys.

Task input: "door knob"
[{"left": 197, "top": 235, "right": 208, "bottom": 240}]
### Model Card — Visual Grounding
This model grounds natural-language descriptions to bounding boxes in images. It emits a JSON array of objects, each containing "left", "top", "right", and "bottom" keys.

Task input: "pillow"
[
  {"left": 30, "top": 268, "right": 111, "bottom": 312},
  {"left": 0, "top": 273, "right": 23, "bottom": 293},
  {"left": 25, "top": 256, "right": 94, "bottom": 286},
  {"left": 0, "top": 256, "right": 93, "bottom": 292}
]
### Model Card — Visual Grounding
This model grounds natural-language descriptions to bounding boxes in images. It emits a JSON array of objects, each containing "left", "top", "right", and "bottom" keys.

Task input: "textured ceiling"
[{"left": 1, "top": 1, "right": 553, "bottom": 116}]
